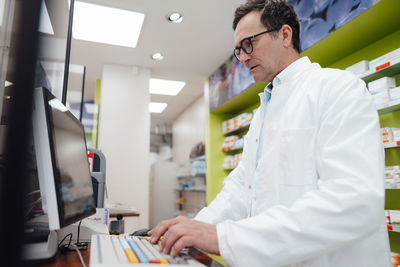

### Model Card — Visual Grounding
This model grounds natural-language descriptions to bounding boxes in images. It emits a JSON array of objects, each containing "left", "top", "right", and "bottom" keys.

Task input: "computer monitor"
[
  {"left": 0, "top": 1, "right": 43, "bottom": 264},
  {"left": 32, "top": 86, "right": 96, "bottom": 231}
]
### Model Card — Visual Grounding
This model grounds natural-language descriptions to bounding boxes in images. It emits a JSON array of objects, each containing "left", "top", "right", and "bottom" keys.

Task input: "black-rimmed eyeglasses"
[{"left": 234, "top": 29, "right": 277, "bottom": 61}]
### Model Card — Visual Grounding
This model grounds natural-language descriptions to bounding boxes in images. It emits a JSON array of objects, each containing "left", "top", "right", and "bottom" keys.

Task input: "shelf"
[
  {"left": 377, "top": 97, "right": 400, "bottom": 115},
  {"left": 223, "top": 123, "right": 250, "bottom": 136},
  {"left": 388, "top": 224, "right": 400, "bottom": 232},
  {"left": 175, "top": 188, "right": 206, "bottom": 192},
  {"left": 361, "top": 59, "right": 400, "bottom": 84},
  {"left": 222, "top": 146, "right": 243, "bottom": 153},
  {"left": 177, "top": 173, "right": 206, "bottom": 178},
  {"left": 386, "top": 184, "right": 400, "bottom": 190},
  {"left": 384, "top": 142, "right": 400, "bottom": 149},
  {"left": 212, "top": 82, "right": 267, "bottom": 114},
  {"left": 189, "top": 155, "right": 206, "bottom": 162}
]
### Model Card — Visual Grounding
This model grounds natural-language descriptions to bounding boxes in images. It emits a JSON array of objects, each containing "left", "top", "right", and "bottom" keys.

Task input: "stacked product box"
[
  {"left": 387, "top": 210, "right": 400, "bottom": 228},
  {"left": 369, "top": 77, "right": 397, "bottom": 106},
  {"left": 391, "top": 252, "right": 400, "bottom": 267},
  {"left": 345, "top": 60, "right": 369, "bottom": 75},
  {"left": 222, "top": 112, "right": 253, "bottom": 135},
  {"left": 369, "top": 48, "right": 400, "bottom": 72},
  {"left": 381, "top": 127, "right": 400, "bottom": 145},
  {"left": 192, "top": 160, "right": 206, "bottom": 176},
  {"left": 345, "top": 48, "right": 400, "bottom": 78},
  {"left": 390, "top": 85, "right": 400, "bottom": 102},
  {"left": 223, "top": 153, "right": 242, "bottom": 170},
  {"left": 221, "top": 135, "right": 244, "bottom": 152},
  {"left": 222, "top": 136, "right": 238, "bottom": 152},
  {"left": 385, "top": 166, "right": 400, "bottom": 189}
]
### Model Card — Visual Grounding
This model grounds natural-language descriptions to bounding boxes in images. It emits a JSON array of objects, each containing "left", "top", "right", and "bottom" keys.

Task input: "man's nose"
[{"left": 240, "top": 53, "right": 251, "bottom": 67}]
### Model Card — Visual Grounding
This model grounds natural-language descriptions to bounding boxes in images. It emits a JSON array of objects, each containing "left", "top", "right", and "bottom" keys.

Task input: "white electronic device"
[{"left": 90, "top": 235, "right": 206, "bottom": 267}]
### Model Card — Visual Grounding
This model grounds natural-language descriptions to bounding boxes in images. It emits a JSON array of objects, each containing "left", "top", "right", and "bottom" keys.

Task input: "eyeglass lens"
[{"left": 235, "top": 38, "right": 253, "bottom": 60}]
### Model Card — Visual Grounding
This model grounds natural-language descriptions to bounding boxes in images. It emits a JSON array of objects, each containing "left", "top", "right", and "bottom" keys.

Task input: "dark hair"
[{"left": 233, "top": 0, "right": 300, "bottom": 53}]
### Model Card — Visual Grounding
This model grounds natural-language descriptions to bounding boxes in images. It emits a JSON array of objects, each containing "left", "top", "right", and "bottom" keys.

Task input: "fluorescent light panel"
[
  {"left": 149, "top": 78, "right": 185, "bottom": 96},
  {"left": 73, "top": 1, "right": 145, "bottom": 48},
  {"left": 149, "top": 102, "right": 167, "bottom": 113}
]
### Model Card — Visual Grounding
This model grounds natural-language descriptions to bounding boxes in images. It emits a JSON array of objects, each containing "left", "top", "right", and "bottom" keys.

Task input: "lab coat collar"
[
  {"left": 258, "top": 56, "right": 312, "bottom": 104},
  {"left": 273, "top": 56, "right": 311, "bottom": 86}
]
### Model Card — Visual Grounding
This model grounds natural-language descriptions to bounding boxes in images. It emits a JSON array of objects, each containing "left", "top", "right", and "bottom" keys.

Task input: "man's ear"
[{"left": 281, "top": 24, "right": 293, "bottom": 48}]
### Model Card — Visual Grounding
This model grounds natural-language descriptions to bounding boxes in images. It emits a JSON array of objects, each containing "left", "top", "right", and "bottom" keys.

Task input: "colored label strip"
[
  {"left": 128, "top": 238, "right": 149, "bottom": 263},
  {"left": 119, "top": 238, "right": 139, "bottom": 263}
]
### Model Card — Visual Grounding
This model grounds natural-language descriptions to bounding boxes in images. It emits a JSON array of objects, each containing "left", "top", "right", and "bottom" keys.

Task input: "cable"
[
  {"left": 72, "top": 244, "right": 87, "bottom": 267},
  {"left": 76, "top": 220, "right": 88, "bottom": 247},
  {"left": 58, "top": 233, "right": 73, "bottom": 248},
  {"left": 77, "top": 220, "right": 82, "bottom": 243}
]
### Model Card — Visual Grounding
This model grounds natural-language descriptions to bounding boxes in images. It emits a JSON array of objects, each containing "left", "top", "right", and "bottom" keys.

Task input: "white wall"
[
  {"left": 98, "top": 64, "right": 150, "bottom": 230},
  {"left": 172, "top": 96, "right": 206, "bottom": 162}
]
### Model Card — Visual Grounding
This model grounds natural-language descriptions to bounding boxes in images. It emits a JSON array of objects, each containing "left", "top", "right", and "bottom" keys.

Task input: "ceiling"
[{"left": 68, "top": 0, "right": 246, "bottom": 133}]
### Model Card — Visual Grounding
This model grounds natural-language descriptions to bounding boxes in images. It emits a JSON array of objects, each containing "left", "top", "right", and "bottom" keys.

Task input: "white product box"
[
  {"left": 368, "top": 77, "right": 396, "bottom": 94},
  {"left": 382, "top": 127, "right": 393, "bottom": 143},
  {"left": 222, "top": 118, "right": 234, "bottom": 134},
  {"left": 392, "top": 128, "right": 400, "bottom": 142},
  {"left": 372, "top": 90, "right": 390, "bottom": 106},
  {"left": 390, "top": 210, "right": 400, "bottom": 224},
  {"left": 390, "top": 87, "right": 400, "bottom": 100},
  {"left": 369, "top": 48, "right": 400, "bottom": 72},
  {"left": 345, "top": 60, "right": 369, "bottom": 75}
]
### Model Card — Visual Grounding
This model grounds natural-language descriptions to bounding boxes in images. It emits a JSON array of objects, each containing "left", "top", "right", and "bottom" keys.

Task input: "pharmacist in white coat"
[{"left": 149, "top": 0, "right": 391, "bottom": 266}]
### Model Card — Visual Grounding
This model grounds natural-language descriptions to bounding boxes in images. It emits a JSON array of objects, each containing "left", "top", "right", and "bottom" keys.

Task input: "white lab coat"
[{"left": 195, "top": 57, "right": 391, "bottom": 267}]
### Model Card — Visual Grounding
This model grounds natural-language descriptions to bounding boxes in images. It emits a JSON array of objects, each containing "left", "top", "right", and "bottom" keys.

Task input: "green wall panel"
[{"left": 206, "top": 111, "right": 232, "bottom": 204}]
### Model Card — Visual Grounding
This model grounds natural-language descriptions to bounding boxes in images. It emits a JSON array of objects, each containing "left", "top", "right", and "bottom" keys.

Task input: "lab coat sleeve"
[{"left": 216, "top": 72, "right": 386, "bottom": 266}]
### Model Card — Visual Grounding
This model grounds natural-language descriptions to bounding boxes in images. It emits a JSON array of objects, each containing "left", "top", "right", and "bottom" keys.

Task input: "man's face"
[{"left": 234, "top": 11, "right": 282, "bottom": 82}]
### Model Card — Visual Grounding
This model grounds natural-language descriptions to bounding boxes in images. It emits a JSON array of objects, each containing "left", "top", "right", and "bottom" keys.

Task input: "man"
[{"left": 149, "top": 0, "right": 391, "bottom": 266}]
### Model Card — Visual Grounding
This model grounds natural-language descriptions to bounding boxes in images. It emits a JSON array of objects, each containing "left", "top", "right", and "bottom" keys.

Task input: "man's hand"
[{"left": 148, "top": 216, "right": 220, "bottom": 257}]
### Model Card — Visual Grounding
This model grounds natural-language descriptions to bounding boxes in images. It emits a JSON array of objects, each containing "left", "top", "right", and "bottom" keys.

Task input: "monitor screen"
[
  {"left": 33, "top": 87, "right": 95, "bottom": 230},
  {"left": 49, "top": 94, "right": 94, "bottom": 221}
]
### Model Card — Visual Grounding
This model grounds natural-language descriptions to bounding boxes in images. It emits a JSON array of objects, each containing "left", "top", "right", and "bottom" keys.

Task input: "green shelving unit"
[
  {"left": 362, "top": 61, "right": 400, "bottom": 83},
  {"left": 205, "top": 0, "right": 400, "bottom": 252}
]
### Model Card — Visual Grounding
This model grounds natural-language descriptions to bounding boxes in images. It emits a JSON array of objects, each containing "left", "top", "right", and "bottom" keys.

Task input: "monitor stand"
[{"left": 22, "top": 218, "right": 58, "bottom": 263}]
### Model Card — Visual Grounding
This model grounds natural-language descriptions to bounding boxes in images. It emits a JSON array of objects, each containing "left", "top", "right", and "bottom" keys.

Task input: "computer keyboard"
[{"left": 90, "top": 234, "right": 206, "bottom": 266}]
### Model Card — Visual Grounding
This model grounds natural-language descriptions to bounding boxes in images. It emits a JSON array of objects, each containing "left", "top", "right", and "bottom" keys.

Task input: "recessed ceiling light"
[
  {"left": 149, "top": 78, "right": 185, "bottom": 96},
  {"left": 151, "top": 53, "right": 164, "bottom": 61},
  {"left": 149, "top": 102, "right": 168, "bottom": 113},
  {"left": 73, "top": 1, "right": 145, "bottom": 48},
  {"left": 167, "top": 12, "right": 183, "bottom": 23}
]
